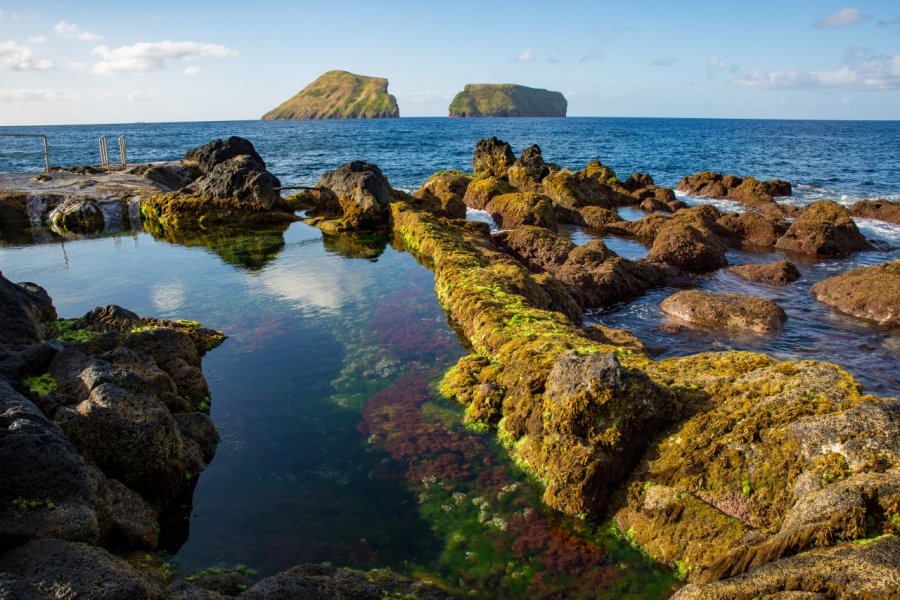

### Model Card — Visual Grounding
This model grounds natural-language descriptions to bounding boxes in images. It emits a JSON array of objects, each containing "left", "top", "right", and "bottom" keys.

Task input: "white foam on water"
[
  {"left": 853, "top": 217, "right": 900, "bottom": 244},
  {"left": 466, "top": 208, "right": 498, "bottom": 231}
]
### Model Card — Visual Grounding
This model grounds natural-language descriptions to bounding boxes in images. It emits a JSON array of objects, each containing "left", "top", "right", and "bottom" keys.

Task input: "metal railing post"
[
  {"left": 99, "top": 136, "right": 109, "bottom": 169},
  {"left": 0, "top": 133, "right": 51, "bottom": 172},
  {"left": 118, "top": 135, "right": 127, "bottom": 167},
  {"left": 41, "top": 135, "right": 49, "bottom": 172}
]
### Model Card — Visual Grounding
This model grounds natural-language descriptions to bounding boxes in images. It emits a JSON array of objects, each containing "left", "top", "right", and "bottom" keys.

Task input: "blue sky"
[{"left": 1, "top": 0, "right": 899, "bottom": 124}]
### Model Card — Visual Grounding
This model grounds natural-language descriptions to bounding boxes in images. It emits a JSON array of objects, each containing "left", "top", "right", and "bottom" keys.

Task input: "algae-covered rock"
[
  {"left": 306, "top": 161, "right": 394, "bottom": 231},
  {"left": 486, "top": 192, "right": 557, "bottom": 231},
  {"left": 811, "top": 259, "right": 900, "bottom": 325},
  {"left": 671, "top": 536, "right": 900, "bottom": 599},
  {"left": 728, "top": 260, "right": 800, "bottom": 286},
  {"left": 647, "top": 221, "right": 728, "bottom": 272},
  {"left": 141, "top": 137, "right": 291, "bottom": 230},
  {"left": 774, "top": 200, "right": 870, "bottom": 256},
  {"left": 463, "top": 176, "right": 517, "bottom": 210},
  {"left": 677, "top": 171, "right": 791, "bottom": 210},
  {"left": 660, "top": 290, "right": 787, "bottom": 333},
  {"left": 472, "top": 137, "right": 516, "bottom": 178},
  {"left": 507, "top": 144, "right": 552, "bottom": 192},
  {"left": 449, "top": 83, "right": 567, "bottom": 117},
  {"left": 850, "top": 198, "right": 900, "bottom": 225},
  {"left": 261, "top": 70, "right": 399, "bottom": 120},
  {"left": 412, "top": 170, "right": 470, "bottom": 219},
  {"left": 717, "top": 211, "right": 788, "bottom": 249},
  {"left": 242, "top": 563, "right": 446, "bottom": 599},
  {"left": 617, "top": 353, "right": 899, "bottom": 584}
]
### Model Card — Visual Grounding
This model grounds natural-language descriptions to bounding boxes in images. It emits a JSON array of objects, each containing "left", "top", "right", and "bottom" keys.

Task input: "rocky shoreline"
[{"left": 2, "top": 135, "right": 899, "bottom": 597}]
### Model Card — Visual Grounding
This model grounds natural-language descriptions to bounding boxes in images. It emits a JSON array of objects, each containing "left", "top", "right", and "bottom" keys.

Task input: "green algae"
[{"left": 22, "top": 373, "right": 58, "bottom": 397}]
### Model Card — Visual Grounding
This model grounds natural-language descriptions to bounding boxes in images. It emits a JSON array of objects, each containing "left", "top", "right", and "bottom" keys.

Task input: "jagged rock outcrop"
[
  {"left": 141, "top": 136, "right": 292, "bottom": 229},
  {"left": 449, "top": 84, "right": 567, "bottom": 117},
  {"left": 261, "top": 70, "right": 399, "bottom": 120},
  {"left": 811, "top": 259, "right": 900, "bottom": 326}
]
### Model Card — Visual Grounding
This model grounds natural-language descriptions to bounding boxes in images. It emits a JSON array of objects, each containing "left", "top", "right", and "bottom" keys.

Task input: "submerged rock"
[
  {"left": 728, "top": 260, "right": 800, "bottom": 286},
  {"left": 849, "top": 198, "right": 900, "bottom": 225},
  {"left": 241, "top": 563, "right": 447, "bottom": 599},
  {"left": 774, "top": 200, "right": 870, "bottom": 256},
  {"left": 811, "top": 259, "right": 900, "bottom": 326},
  {"left": 660, "top": 290, "right": 787, "bottom": 333}
]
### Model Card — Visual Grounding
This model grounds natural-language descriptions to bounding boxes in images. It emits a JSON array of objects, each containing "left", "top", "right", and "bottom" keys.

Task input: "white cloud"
[
  {"left": 814, "top": 8, "right": 870, "bottom": 29},
  {"left": 127, "top": 90, "right": 154, "bottom": 102},
  {"left": 651, "top": 56, "right": 678, "bottom": 67},
  {"left": 578, "top": 48, "right": 603, "bottom": 63},
  {"left": 181, "top": 65, "right": 201, "bottom": 76},
  {"left": 516, "top": 49, "right": 535, "bottom": 63},
  {"left": 0, "top": 89, "right": 77, "bottom": 103},
  {"left": 54, "top": 21, "right": 102, "bottom": 41},
  {"left": 67, "top": 61, "right": 88, "bottom": 71},
  {"left": 0, "top": 41, "right": 54, "bottom": 70},
  {"left": 27, "top": 35, "right": 48, "bottom": 44},
  {"left": 91, "top": 41, "right": 237, "bottom": 75},
  {"left": 706, "top": 58, "right": 727, "bottom": 77},
  {"left": 731, "top": 54, "right": 900, "bottom": 90}
]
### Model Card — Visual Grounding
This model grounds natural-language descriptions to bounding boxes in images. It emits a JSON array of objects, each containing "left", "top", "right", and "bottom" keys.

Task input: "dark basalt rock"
[
  {"left": 184, "top": 136, "right": 266, "bottom": 175},
  {"left": 0, "top": 275, "right": 55, "bottom": 352},
  {"left": 241, "top": 563, "right": 448, "bottom": 600},
  {"left": 485, "top": 192, "right": 557, "bottom": 231},
  {"left": 472, "top": 137, "right": 516, "bottom": 178},
  {"left": 129, "top": 162, "right": 201, "bottom": 192},
  {"left": 717, "top": 211, "right": 788, "bottom": 249},
  {"left": 0, "top": 538, "right": 164, "bottom": 599},
  {"left": 774, "top": 200, "right": 870, "bottom": 256},
  {"left": 0, "top": 380, "right": 99, "bottom": 549},
  {"left": 307, "top": 161, "right": 394, "bottom": 231}
]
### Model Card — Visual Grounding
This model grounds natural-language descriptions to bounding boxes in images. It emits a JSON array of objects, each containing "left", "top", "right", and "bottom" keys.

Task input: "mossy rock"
[
  {"left": 486, "top": 192, "right": 557, "bottom": 231},
  {"left": 463, "top": 176, "right": 517, "bottom": 210}
]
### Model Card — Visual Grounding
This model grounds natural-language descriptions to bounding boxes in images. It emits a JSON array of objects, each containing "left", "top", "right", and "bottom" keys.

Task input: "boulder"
[
  {"left": 183, "top": 136, "right": 266, "bottom": 175},
  {"left": 0, "top": 538, "right": 164, "bottom": 599},
  {"left": 677, "top": 171, "right": 791, "bottom": 210},
  {"left": 671, "top": 536, "right": 900, "bottom": 599},
  {"left": 639, "top": 195, "right": 687, "bottom": 214},
  {"left": 775, "top": 200, "right": 870, "bottom": 256},
  {"left": 472, "top": 137, "right": 515, "bottom": 178},
  {"left": 660, "top": 290, "right": 787, "bottom": 333},
  {"left": 485, "top": 192, "right": 557, "bottom": 231},
  {"left": 495, "top": 226, "right": 575, "bottom": 271},
  {"left": 100, "top": 478, "right": 158, "bottom": 550},
  {"left": 313, "top": 161, "right": 393, "bottom": 230},
  {"left": 47, "top": 198, "right": 105, "bottom": 233},
  {"left": 579, "top": 206, "right": 621, "bottom": 229},
  {"left": 728, "top": 260, "right": 800, "bottom": 286},
  {"left": 0, "top": 274, "right": 55, "bottom": 351},
  {"left": 849, "top": 198, "right": 900, "bottom": 225},
  {"left": 463, "top": 176, "right": 517, "bottom": 210},
  {"left": 507, "top": 144, "right": 550, "bottom": 192},
  {"left": 542, "top": 168, "right": 628, "bottom": 222},
  {"left": 242, "top": 563, "right": 446, "bottom": 600},
  {"left": 647, "top": 222, "right": 727, "bottom": 272},
  {"left": 0, "top": 380, "right": 99, "bottom": 549},
  {"left": 411, "top": 171, "right": 470, "bottom": 219},
  {"left": 187, "top": 155, "right": 282, "bottom": 211},
  {"left": 717, "top": 211, "right": 788, "bottom": 248},
  {"left": 811, "top": 259, "right": 900, "bottom": 326}
]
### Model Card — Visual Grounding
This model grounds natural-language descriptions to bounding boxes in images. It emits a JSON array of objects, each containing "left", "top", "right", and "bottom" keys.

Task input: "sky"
[{"left": 1, "top": 0, "right": 899, "bottom": 124}]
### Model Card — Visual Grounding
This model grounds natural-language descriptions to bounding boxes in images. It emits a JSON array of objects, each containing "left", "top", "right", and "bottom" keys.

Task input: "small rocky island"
[
  {"left": 261, "top": 70, "right": 400, "bottom": 120},
  {"left": 448, "top": 84, "right": 567, "bottom": 117}
]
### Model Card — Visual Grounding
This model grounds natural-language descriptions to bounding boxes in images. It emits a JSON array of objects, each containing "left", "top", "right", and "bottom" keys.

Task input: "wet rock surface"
[
  {"left": 677, "top": 170, "right": 792, "bottom": 211},
  {"left": 849, "top": 198, "right": 900, "bottom": 225},
  {"left": 811, "top": 259, "right": 900, "bottom": 325},
  {"left": 660, "top": 290, "right": 787, "bottom": 333},
  {"left": 774, "top": 200, "right": 870, "bottom": 256},
  {"left": 728, "top": 260, "right": 801, "bottom": 285}
]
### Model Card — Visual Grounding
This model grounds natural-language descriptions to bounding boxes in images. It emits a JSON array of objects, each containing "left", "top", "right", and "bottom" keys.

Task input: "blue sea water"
[{"left": 2, "top": 118, "right": 898, "bottom": 203}]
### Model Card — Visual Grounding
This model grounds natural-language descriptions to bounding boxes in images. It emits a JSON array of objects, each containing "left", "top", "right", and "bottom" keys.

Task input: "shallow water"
[{"left": 0, "top": 222, "right": 676, "bottom": 597}]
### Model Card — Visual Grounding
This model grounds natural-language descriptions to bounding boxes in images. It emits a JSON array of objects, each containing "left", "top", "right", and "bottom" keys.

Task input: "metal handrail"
[{"left": 0, "top": 133, "right": 50, "bottom": 171}]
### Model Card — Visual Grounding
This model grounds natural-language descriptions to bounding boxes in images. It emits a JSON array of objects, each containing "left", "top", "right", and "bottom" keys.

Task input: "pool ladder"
[{"left": 99, "top": 135, "right": 128, "bottom": 169}]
